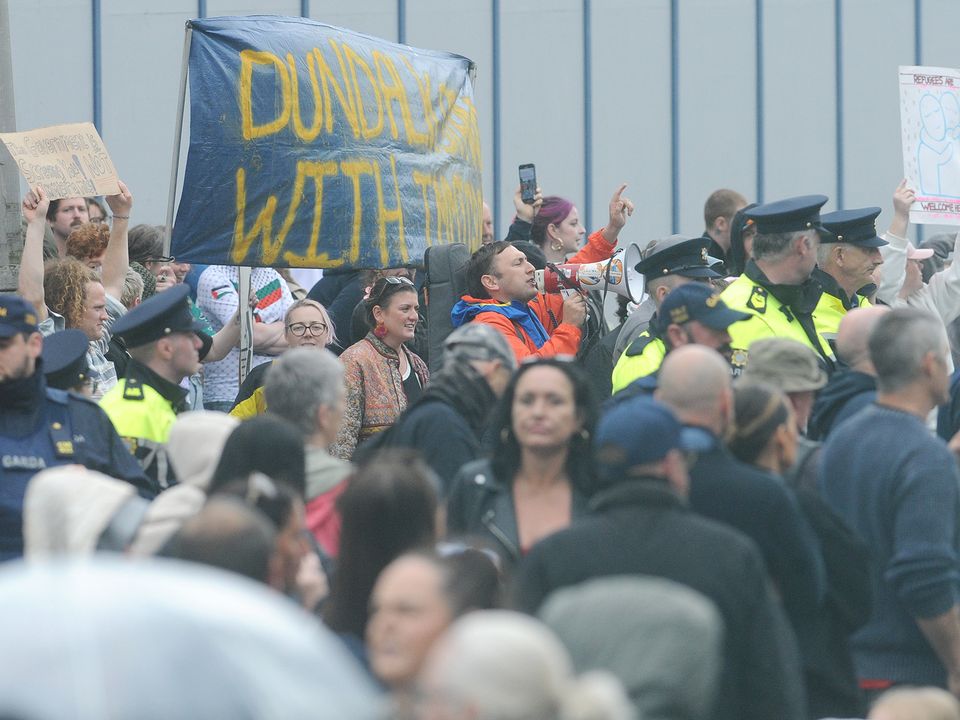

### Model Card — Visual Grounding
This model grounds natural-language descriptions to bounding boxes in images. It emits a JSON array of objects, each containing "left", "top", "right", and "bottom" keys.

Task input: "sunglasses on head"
[{"left": 371, "top": 275, "right": 415, "bottom": 303}]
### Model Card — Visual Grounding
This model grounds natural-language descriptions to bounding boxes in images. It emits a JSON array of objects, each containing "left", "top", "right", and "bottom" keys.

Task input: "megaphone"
[{"left": 534, "top": 243, "right": 644, "bottom": 303}]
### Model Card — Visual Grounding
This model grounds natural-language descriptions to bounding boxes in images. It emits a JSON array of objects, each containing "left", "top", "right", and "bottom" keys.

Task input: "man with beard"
[
  {"left": 45, "top": 197, "right": 90, "bottom": 258},
  {"left": 0, "top": 295, "right": 148, "bottom": 560},
  {"left": 611, "top": 283, "right": 749, "bottom": 399}
]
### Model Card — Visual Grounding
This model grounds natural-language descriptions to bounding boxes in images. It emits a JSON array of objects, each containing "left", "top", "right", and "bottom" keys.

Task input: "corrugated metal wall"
[{"left": 9, "top": 0, "right": 960, "bottom": 252}]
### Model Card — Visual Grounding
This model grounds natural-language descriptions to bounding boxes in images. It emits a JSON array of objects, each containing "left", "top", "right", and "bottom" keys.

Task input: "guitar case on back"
[{"left": 423, "top": 242, "right": 472, "bottom": 374}]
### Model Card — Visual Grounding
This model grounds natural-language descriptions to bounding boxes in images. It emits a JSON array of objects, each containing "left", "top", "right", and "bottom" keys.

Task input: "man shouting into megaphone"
[{"left": 451, "top": 185, "right": 634, "bottom": 362}]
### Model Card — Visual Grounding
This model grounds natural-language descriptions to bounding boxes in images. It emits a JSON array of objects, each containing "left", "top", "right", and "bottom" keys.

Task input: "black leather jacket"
[{"left": 446, "top": 458, "right": 589, "bottom": 571}]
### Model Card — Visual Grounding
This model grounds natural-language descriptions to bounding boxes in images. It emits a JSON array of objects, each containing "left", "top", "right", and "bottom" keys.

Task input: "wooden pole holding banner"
[
  {"left": 237, "top": 266, "right": 253, "bottom": 385},
  {"left": 0, "top": 0, "right": 21, "bottom": 291},
  {"left": 164, "top": 22, "right": 192, "bottom": 258}
]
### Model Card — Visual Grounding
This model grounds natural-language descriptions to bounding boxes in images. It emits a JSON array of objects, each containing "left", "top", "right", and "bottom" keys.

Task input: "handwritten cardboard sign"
[{"left": 0, "top": 122, "right": 120, "bottom": 200}]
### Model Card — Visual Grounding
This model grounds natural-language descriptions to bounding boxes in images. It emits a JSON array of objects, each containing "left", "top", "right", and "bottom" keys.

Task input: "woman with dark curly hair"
[{"left": 446, "top": 358, "right": 598, "bottom": 572}]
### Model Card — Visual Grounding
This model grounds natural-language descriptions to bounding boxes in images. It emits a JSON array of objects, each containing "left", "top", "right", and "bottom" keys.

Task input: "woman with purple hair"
[{"left": 530, "top": 184, "right": 634, "bottom": 265}]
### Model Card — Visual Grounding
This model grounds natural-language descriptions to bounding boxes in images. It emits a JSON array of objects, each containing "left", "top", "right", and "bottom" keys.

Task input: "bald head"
[
  {"left": 836, "top": 305, "right": 889, "bottom": 373},
  {"left": 656, "top": 346, "right": 733, "bottom": 433}
]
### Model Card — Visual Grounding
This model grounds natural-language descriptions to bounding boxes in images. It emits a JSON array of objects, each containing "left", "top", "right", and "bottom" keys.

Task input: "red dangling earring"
[{"left": 373, "top": 322, "right": 387, "bottom": 339}]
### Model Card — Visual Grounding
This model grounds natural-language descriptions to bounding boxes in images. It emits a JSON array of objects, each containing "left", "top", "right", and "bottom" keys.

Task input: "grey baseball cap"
[
  {"left": 739, "top": 338, "right": 827, "bottom": 392},
  {"left": 443, "top": 323, "right": 518, "bottom": 371}
]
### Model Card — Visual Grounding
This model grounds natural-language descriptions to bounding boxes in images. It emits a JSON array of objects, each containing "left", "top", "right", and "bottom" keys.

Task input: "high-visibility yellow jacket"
[
  {"left": 611, "top": 332, "right": 666, "bottom": 393},
  {"left": 100, "top": 361, "right": 185, "bottom": 493},
  {"left": 811, "top": 269, "right": 872, "bottom": 339},
  {"left": 721, "top": 269, "right": 834, "bottom": 369}
]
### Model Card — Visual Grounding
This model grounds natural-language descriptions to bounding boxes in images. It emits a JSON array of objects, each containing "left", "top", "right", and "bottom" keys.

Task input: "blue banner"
[{"left": 171, "top": 16, "right": 482, "bottom": 268}]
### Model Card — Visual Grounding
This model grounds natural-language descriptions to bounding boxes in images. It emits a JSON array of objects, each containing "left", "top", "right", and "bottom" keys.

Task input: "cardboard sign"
[
  {"left": 899, "top": 65, "right": 960, "bottom": 225},
  {"left": 0, "top": 122, "right": 120, "bottom": 200},
  {"left": 171, "top": 16, "right": 483, "bottom": 269}
]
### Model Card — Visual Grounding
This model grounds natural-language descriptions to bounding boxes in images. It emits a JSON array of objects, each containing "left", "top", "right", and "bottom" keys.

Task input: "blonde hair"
[{"left": 284, "top": 298, "right": 337, "bottom": 348}]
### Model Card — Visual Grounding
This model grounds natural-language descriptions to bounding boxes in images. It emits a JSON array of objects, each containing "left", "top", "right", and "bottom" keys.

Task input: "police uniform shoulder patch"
[
  {"left": 747, "top": 286, "right": 768, "bottom": 314},
  {"left": 122, "top": 377, "right": 146, "bottom": 401},
  {"left": 624, "top": 331, "right": 655, "bottom": 358}
]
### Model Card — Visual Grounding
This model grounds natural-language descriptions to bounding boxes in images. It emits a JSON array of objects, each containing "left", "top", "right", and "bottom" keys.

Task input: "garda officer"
[
  {"left": 0, "top": 294, "right": 148, "bottom": 560},
  {"left": 611, "top": 283, "right": 750, "bottom": 401},
  {"left": 812, "top": 207, "right": 888, "bottom": 338},
  {"left": 100, "top": 285, "right": 210, "bottom": 493},
  {"left": 720, "top": 195, "right": 836, "bottom": 372},
  {"left": 611, "top": 235, "right": 723, "bottom": 393},
  {"left": 41, "top": 328, "right": 92, "bottom": 395}
]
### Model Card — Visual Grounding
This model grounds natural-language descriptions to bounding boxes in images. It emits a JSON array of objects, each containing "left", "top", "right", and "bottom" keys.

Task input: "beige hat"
[
  {"left": 167, "top": 411, "right": 239, "bottom": 489},
  {"left": 23, "top": 466, "right": 142, "bottom": 557},
  {"left": 739, "top": 338, "right": 828, "bottom": 392}
]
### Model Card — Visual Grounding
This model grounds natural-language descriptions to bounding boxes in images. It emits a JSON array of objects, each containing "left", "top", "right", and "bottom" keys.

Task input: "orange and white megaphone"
[{"left": 534, "top": 243, "right": 644, "bottom": 303}]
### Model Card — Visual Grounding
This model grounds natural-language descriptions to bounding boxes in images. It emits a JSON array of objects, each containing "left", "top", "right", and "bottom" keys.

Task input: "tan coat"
[{"left": 331, "top": 333, "right": 429, "bottom": 460}]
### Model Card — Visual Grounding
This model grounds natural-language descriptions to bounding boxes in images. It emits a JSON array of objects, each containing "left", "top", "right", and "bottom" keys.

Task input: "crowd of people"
[{"left": 3, "top": 170, "right": 960, "bottom": 720}]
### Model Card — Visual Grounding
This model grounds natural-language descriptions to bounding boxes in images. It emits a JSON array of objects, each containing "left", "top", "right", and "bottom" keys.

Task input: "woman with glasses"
[
  {"left": 446, "top": 358, "right": 598, "bottom": 572},
  {"left": 230, "top": 299, "right": 336, "bottom": 419},
  {"left": 330, "top": 276, "right": 429, "bottom": 460}
]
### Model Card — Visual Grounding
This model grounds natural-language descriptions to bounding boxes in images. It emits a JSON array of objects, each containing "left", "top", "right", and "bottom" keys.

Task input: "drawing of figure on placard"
[
  {"left": 918, "top": 93, "right": 959, "bottom": 197},
  {"left": 940, "top": 93, "right": 960, "bottom": 195}
]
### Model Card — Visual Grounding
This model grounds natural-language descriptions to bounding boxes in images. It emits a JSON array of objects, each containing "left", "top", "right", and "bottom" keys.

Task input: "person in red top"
[{"left": 451, "top": 185, "right": 633, "bottom": 361}]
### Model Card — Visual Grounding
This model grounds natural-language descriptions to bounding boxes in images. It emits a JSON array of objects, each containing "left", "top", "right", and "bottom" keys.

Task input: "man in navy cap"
[
  {"left": 720, "top": 195, "right": 835, "bottom": 371},
  {"left": 100, "top": 285, "right": 209, "bottom": 492},
  {"left": 611, "top": 282, "right": 749, "bottom": 394},
  {"left": 0, "top": 294, "right": 148, "bottom": 560},
  {"left": 813, "top": 207, "right": 888, "bottom": 337},
  {"left": 514, "top": 394, "right": 806, "bottom": 720}
]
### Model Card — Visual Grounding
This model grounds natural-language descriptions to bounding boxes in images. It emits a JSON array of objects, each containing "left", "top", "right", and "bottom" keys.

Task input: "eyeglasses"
[
  {"left": 146, "top": 256, "right": 176, "bottom": 264},
  {"left": 287, "top": 322, "right": 328, "bottom": 337}
]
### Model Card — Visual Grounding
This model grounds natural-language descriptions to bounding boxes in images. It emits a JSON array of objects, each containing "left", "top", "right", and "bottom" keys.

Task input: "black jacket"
[
  {"left": 808, "top": 369, "right": 877, "bottom": 441},
  {"left": 446, "top": 458, "right": 589, "bottom": 570},
  {"left": 354, "top": 363, "right": 497, "bottom": 492},
  {"left": 513, "top": 479, "right": 807, "bottom": 720},
  {"left": 686, "top": 429, "right": 826, "bottom": 627},
  {"left": 305, "top": 269, "right": 362, "bottom": 355}
]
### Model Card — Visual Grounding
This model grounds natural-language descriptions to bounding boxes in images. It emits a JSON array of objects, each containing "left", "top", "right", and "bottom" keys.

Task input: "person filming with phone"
[{"left": 452, "top": 182, "right": 633, "bottom": 361}]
